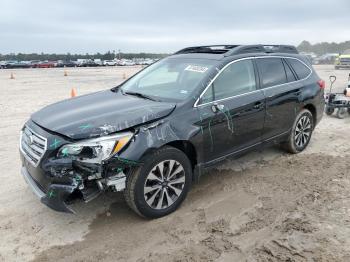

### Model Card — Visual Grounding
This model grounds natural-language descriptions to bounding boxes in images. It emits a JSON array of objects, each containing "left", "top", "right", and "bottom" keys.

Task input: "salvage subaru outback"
[{"left": 20, "top": 45, "right": 325, "bottom": 218}]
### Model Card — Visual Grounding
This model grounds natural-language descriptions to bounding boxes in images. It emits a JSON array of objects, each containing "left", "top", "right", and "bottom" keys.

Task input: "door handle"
[
  {"left": 253, "top": 102, "right": 263, "bottom": 109},
  {"left": 211, "top": 103, "right": 224, "bottom": 113}
]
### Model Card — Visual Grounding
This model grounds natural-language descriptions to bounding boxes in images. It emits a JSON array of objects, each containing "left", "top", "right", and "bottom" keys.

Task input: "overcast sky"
[{"left": 1, "top": 0, "right": 349, "bottom": 54}]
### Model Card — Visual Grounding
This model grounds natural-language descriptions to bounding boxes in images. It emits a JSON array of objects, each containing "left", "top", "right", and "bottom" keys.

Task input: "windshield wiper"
[{"left": 124, "top": 91, "right": 158, "bottom": 101}]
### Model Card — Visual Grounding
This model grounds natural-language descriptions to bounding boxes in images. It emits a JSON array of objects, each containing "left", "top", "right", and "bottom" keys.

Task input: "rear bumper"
[{"left": 21, "top": 166, "right": 75, "bottom": 213}]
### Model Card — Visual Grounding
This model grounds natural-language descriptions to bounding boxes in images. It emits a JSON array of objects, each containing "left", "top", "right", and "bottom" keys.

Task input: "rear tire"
[
  {"left": 282, "top": 109, "right": 314, "bottom": 154},
  {"left": 124, "top": 146, "right": 192, "bottom": 218},
  {"left": 336, "top": 108, "right": 348, "bottom": 119}
]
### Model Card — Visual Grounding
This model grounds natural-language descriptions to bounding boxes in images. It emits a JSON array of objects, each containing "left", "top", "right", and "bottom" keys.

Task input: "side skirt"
[{"left": 193, "top": 130, "right": 290, "bottom": 182}]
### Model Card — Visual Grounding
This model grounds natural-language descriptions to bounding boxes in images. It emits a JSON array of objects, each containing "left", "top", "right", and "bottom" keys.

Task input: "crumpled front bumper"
[{"left": 21, "top": 166, "right": 76, "bottom": 213}]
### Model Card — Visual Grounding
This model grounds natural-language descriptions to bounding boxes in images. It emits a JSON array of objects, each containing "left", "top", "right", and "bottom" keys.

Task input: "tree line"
[
  {"left": 2, "top": 41, "right": 350, "bottom": 61},
  {"left": 0, "top": 51, "right": 169, "bottom": 61},
  {"left": 297, "top": 40, "right": 350, "bottom": 55}
]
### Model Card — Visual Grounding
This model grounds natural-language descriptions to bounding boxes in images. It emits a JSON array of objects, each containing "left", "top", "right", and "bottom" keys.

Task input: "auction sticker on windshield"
[{"left": 185, "top": 65, "right": 208, "bottom": 73}]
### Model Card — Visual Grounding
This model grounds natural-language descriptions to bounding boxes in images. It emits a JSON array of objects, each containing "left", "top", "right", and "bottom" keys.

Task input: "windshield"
[{"left": 120, "top": 58, "right": 216, "bottom": 102}]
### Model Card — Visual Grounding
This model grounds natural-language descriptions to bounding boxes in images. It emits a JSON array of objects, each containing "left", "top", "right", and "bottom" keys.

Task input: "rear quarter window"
[
  {"left": 256, "top": 58, "right": 287, "bottom": 88},
  {"left": 286, "top": 58, "right": 311, "bottom": 80}
]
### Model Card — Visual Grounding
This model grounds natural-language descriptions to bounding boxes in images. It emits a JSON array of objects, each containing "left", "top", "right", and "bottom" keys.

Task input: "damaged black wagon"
[{"left": 20, "top": 45, "right": 325, "bottom": 218}]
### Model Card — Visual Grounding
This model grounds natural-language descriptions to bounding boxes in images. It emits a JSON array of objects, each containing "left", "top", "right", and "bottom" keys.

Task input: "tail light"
[{"left": 317, "top": 79, "right": 325, "bottom": 89}]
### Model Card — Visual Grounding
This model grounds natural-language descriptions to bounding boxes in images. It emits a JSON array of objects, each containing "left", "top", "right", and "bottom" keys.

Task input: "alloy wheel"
[
  {"left": 144, "top": 160, "right": 185, "bottom": 210},
  {"left": 294, "top": 115, "right": 312, "bottom": 148}
]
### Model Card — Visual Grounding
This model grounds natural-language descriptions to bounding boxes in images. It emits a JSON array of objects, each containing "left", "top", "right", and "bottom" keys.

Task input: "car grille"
[
  {"left": 340, "top": 58, "right": 350, "bottom": 63},
  {"left": 20, "top": 126, "right": 47, "bottom": 167}
]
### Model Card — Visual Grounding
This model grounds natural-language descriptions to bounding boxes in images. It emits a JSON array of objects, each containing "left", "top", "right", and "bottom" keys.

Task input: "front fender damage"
[
  {"left": 120, "top": 118, "right": 200, "bottom": 162},
  {"left": 41, "top": 118, "right": 194, "bottom": 214}
]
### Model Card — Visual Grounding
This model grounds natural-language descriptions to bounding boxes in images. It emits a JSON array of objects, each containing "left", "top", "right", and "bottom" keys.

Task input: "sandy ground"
[{"left": 0, "top": 65, "right": 350, "bottom": 262}]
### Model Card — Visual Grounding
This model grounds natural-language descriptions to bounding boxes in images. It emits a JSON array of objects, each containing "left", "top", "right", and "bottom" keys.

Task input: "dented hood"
[{"left": 31, "top": 90, "right": 176, "bottom": 140}]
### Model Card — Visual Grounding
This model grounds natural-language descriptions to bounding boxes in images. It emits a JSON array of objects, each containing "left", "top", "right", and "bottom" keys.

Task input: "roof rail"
[
  {"left": 174, "top": 45, "right": 240, "bottom": 55},
  {"left": 174, "top": 44, "right": 298, "bottom": 56},
  {"left": 225, "top": 45, "right": 298, "bottom": 56}
]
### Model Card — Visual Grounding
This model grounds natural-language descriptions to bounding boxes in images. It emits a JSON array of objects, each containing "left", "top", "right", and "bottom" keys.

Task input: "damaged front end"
[{"left": 20, "top": 126, "right": 140, "bottom": 213}]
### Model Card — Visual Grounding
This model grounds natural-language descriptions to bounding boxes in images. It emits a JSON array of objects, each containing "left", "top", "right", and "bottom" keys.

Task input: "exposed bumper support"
[{"left": 21, "top": 167, "right": 76, "bottom": 213}]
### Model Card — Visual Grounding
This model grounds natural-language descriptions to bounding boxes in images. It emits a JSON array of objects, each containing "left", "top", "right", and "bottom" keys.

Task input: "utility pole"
[{"left": 118, "top": 49, "right": 121, "bottom": 60}]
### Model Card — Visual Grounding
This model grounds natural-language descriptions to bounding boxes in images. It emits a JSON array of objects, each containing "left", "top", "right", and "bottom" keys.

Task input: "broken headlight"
[{"left": 57, "top": 132, "right": 133, "bottom": 161}]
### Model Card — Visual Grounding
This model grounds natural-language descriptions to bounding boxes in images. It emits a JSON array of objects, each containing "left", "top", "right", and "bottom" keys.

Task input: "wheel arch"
[
  {"left": 303, "top": 103, "right": 317, "bottom": 127},
  {"left": 137, "top": 140, "right": 198, "bottom": 170},
  {"left": 165, "top": 140, "right": 198, "bottom": 170}
]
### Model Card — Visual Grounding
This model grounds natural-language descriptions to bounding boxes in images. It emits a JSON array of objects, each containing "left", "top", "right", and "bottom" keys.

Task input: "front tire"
[
  {"left": 283, "top": 109, "right": 314, "bottom": 154},
  {"left": 325, "top": 106, "right": 334, "bottom": 115},
  {"left": 124, "top": 146, "right": 192, "bottom": 218}
]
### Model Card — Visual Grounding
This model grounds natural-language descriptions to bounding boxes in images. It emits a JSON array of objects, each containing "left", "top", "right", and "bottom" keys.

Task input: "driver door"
[{"left": 196, "top": 59, "right": 266, "bottom": 162}]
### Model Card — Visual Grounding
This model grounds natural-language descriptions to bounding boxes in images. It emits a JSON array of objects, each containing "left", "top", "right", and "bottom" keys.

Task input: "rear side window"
[
  {"left": 256, "top": 58, "right": 286, "bottom": 88},
  {"left": 286, "top": 58, "right": 311, "bottom": 80}
]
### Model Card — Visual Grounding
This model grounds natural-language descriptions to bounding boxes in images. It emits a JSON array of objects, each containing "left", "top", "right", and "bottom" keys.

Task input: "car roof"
[{"left": 170, "top": 44, "right": 300, "bottom": 61}]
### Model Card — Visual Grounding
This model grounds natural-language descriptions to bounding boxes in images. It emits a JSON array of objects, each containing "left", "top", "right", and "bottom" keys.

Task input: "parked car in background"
[
  {"left": 103, "top": 60, "right": 117, "bottom": 66},
  {"left": 94, "top": 59, "right": 103, "bottom": 66},
  {"left": 118, "top": 59, "right": 135, "bottom": 66},
  {"left": 133, "top": 58, "right": 154, "bottom": 65},
  {"left": 314, "top": 53, "right": 338, "bottom": 65},
  {"left": 36, "top": 61, "right": 56, "bottom": 68},
  {"left": 78, "top": 59, "right": 100, "bottom": 67},
  {"left": 0, "top": 57, "right": 159, "bottom": 69},
  {"left": 29, "top": 60, "right": 41, "bottom": 68},
  {"left": 335, "top": 49, "right": 350, "bottom": 69},
  {"left": 300, "top": 52, "right": 317, "bottom": 64},
  {"left": 56, "top": 60, "right": 77, "bottom": 67},
  {"left": 0, "top": 61, "right": 14, "bottom": 69},
  {"left": 144, "top": 58, "right": 155, "bottom": 65},
  {"left": 20, "top": 44, "right": 325, "bottom": 218},
  {"left": 0, "top": 61, "right": 6, "bottom": 69},
  {"left": 4, "top": 61, "right": 31, "bottom": 69}
]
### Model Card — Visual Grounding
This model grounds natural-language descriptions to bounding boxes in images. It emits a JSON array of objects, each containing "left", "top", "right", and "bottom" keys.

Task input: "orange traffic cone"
[
  {"left": 64, "top": 70, "right": 68, "bottom": 76},
  {"left": 70, "top": 88, "right": 77, "bottom": 98},
  {"left": 10, "top": 73, "right": 15, "bottom": 79}
]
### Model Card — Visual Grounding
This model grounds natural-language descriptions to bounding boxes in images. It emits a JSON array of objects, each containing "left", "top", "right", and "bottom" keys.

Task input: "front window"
[
  {"left": 200, "top": 59, "right": 257, "bottom": 104},
  {"left": 120, "top": 58, "right": 216, "bottom": 101}
]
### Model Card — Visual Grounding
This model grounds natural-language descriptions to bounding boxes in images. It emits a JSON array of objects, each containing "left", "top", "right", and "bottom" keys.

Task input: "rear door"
[
  {"left": 196, "top": 58, "right": 265, "bottom": 162},
  {"left": 256, "top": 57, "right": 300, "bottom": 140}
]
